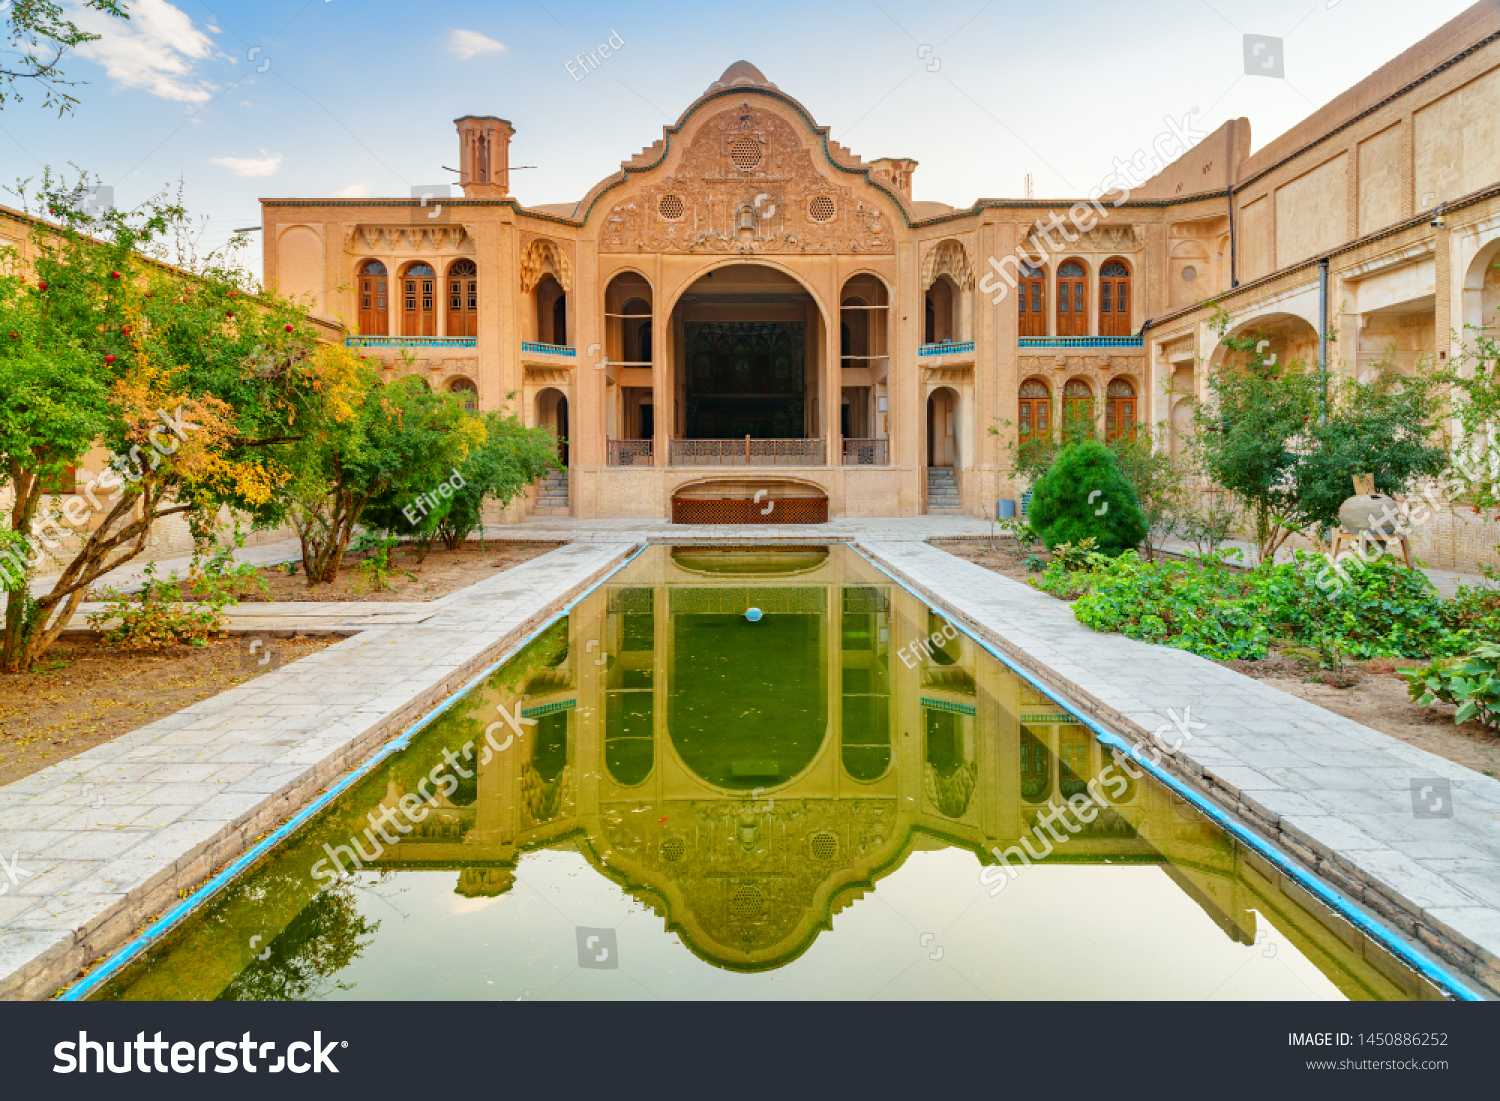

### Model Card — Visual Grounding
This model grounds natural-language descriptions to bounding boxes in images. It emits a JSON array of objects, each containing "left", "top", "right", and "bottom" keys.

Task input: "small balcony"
[
  {"left": 669, "top": 438, "right": 826, "bottom": 467},
  {"left": 1018, "top": 336, "right": 1143, "bottom": 349},
  {"left": 841, "top": 438, "right": 889, "bottom": 466},
  {"left": 520, "top": 341, "right": 577, "bottom": 359},
  {"left": 606, "top": 438, "right": 654, "bottom": 467},
  {"left": 918, "top": 340, "right": 975, "bottom": 357},
  {"left": 346, "top": 336, "right": 477, "bottom": 349}
]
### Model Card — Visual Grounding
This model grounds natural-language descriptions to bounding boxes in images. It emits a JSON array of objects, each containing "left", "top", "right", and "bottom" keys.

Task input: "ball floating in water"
[{"left": 744, "top": 608, "right": 763, "bottom": 623}]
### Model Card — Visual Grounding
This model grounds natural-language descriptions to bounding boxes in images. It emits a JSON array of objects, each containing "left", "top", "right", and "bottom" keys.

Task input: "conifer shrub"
[{"left": 1027, "top": 440, "right": 1148, "bottom": 556}]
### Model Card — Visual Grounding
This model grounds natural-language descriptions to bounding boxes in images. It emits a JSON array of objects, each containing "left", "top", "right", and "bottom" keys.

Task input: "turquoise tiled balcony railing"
[
  {"left": 917, "top": 341, "right": 976, "bottom": 356},
  {"left": 1019, "top": 336, "right": 1144, "bottom": 349},
  {"left": 346, "top": 336, "right": 477, "bottom": 349},
  {"left": 520, "top": 341, "right": 578, "bottom": 358}
]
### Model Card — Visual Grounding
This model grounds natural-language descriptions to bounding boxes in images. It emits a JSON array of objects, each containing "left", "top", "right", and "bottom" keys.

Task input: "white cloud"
[
  {"left": 447, "top": 29, "right": 504, "bottom": 60},
  {"left": 211, "top": 152, "right": 283, "bottom": 177},
  {"left": 73, "top": 0, "right": 218, "bottom": 105},
  {"left": 332, "top": 182, "right": 372, "bottom": 198}
]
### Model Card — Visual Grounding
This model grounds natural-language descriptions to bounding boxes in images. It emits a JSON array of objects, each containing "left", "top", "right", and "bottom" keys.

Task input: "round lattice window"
[
  {"left": 730, "top": 885, "right": 765, "bottom": 921},
  {"left": 658, "top": 194, "right": 685, "bottom": 221},
  {"left": 809, "top": 831, "right": 838, "bottom": 860},
  {"left": 661, "top": 837, "right": 685, "bottom": 862},
  {"left": 1181, "top": 265, "right": 1198, "bottom": 283},
  {"left": 729, "top": 137, "right": 763, "bottom": 172},
  {"left": 808, "top": 196, "right": 836, "bottom": 223}
]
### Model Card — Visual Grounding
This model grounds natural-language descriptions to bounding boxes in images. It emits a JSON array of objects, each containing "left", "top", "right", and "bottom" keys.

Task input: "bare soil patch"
[
  {"left": 177, "top": 541, "right": 567, "bottom": 604},
  {"left": 929, "top": 538, "right": 1047, "bottom": 584},
  {"left": 0, "top": 635, "right": 334, "bottom": 787}
]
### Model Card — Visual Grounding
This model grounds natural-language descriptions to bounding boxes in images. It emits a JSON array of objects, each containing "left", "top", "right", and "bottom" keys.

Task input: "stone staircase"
[
  {"left": 925, "top": 467, "right": 961, "bottom": 515},
  {"left": 534, "top": 470, "right": 570, "bottom": 516}
]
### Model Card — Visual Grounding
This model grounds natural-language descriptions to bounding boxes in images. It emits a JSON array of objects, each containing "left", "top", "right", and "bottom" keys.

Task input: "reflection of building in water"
[{"left": 360, "top": 549, "right": 1424, "bottom": 996}]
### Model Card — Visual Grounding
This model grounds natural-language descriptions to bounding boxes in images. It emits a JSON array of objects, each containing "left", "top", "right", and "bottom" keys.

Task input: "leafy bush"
[
  {"left": 1441, "top": 573, "right": 1500, "bottom": 646},
  {"left": 87, "top": 542, "right": 264, "bottom": 649},
  {"left": 1256, "top": 552, "right": 1460, "bottom": 659},
  {"left": 1042, "top": 547, "right": 1473, "bottom": 662},
  {"left": 1401, "top": 644, "right": 1500, "bottom": 731},
  {"left": 89, "top": 563, "right": 225, "bottom": 649},
  {"left": 1027, "top": 441, "right": 1148, "bottom": 556},
  {"left": 1031, "top": 539, "right": 1111, "bottom": 599},
  {"left": 1069, "top": 551, "right": 1271, "bottom": 660}
]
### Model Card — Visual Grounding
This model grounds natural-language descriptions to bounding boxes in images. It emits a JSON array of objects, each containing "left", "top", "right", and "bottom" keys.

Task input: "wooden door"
[
  {"left": 402, "top": 263, "right": 437, "bottom": 336},
  {"left": 1099, "top": 260, "right": 1130, "bottom": 336},
  {"left": 358, "top": 261, "right": 388, "bottom": 336},
  {"left": 1056, "top": 261, "right": 1088, "bottom": 337},
  {"left": 927, "top": 389, "right": 956, "bottom": 467}
]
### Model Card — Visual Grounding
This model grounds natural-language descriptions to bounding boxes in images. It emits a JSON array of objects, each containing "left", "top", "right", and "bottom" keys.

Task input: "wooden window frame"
[
  {"left": 1056, "top": 259, "right": 1089, "bottom": 338},
  {"left": 401, "top": 262, "right": 438, "bottom": 337},
  {"left": 1099, "top": 258, "right": 1131, "bottom": 337},
  {"left": 1018, "top": 263, "right": 1046, "bottom": 338},
  {"left": 357, "top": 259, "right": 389, "bottom": 336}
]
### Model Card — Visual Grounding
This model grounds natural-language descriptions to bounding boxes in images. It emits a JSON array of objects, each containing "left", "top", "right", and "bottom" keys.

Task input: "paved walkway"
[
  {"left": 859, "top": 540, "right": 1500, "bottom": 995},
  {"left": 0, "top": 541, "right": 636, "bottom": 999}
]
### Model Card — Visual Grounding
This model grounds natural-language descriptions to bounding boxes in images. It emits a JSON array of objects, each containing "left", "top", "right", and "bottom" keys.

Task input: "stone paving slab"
[
  {"left": 0, "top": 540, "right": 637, "bottom": 1000},
  {"left": 858, "top": 539, "right": 1500, "bottom": 995}
]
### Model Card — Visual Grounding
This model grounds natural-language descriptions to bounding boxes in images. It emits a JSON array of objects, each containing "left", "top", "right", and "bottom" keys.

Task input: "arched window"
[
  {"left": 1099, "top": 259, "right": 1131, "bottom": 336},
  {"left": 1063, "top": 379, "right": 1094, "bottom": 435},
  {"left": 1018, "top": 262, "right": 1045, "bottom": 337},
  {"left": 1018, "top": 378, "right": 1050, "bottom": 438},
  {"left": 1106, "top": 378, "right": 1136, "bottom": 441},
  {"left": 401, "top": 262, "right": 437, "bottom": 336},
  {"left": 357, "top": 260, "right": 388, "bottom": 336},
  {"left": 1056, "top": 260, "right": 1088, "bottom": 337},
  {"left": 447, "top": 259, "right": 478, "bottom": 338},
  {"left": 448, "top": 377, "right": 479, "bottom": 414}
]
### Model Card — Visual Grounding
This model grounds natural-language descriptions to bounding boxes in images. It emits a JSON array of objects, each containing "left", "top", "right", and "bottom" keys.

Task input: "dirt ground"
[
  {"left": 929, "top": 538, "right": 1048, "bottom": 584},
  {"left": 0, "top": 635, "right": 334, "bottom": 787},
  {"left": 174, "top": 541, "right": 566, "bottom": 603},
  {"left": 928, "top": 538, "right": 1500, "bottom": 778}
]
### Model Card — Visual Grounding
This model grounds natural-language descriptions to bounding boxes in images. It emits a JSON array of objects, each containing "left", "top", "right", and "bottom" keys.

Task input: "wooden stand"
[{"left": 1332, "top": 530, "right": 1413, "bottom": 568}]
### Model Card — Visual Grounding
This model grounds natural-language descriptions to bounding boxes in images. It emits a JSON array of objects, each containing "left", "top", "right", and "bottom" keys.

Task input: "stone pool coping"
[
  {"left": 857, "top": 540, "right": 1500, "bottom": 998},
  {"left": 0, "top": 541, "right": 638, "bottom": 1000}
]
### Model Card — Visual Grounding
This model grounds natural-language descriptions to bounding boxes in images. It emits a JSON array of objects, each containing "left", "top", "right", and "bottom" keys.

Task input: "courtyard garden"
[{"left": 962, "top": 311, "right": 1500, "bottom": 770}]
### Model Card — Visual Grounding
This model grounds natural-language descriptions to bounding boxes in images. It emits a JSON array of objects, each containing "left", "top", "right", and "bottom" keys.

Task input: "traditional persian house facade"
[{"left": 262, "top": 4, "right": 1500, "bottom": 565}]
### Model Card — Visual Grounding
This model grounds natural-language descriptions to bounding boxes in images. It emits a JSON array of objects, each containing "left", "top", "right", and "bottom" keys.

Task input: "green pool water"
[{"left": 92, "top": 545, "right": 1444, "bottom": 1001}]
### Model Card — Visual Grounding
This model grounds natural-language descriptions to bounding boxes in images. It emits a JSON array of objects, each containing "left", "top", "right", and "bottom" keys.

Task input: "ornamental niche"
[{"left": 599, "top": 103, "right": 894, "bottom": 256}]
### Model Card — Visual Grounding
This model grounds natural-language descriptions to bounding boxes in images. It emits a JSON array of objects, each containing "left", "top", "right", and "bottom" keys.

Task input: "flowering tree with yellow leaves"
[{"left": 0, "top": 174, "right": 363, "bottom": 672}]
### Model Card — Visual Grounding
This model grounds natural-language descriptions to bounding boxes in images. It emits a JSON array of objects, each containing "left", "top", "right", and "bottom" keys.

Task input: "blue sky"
[{"left": 0, "top": 0, "right": 1479, "bottom": 274}]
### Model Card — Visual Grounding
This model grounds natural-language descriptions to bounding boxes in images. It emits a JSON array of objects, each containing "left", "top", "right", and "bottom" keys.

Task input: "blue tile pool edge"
[
  {"left": 852, "top": 542, "right": 1488, "bottom": 1003},
  {"left": 58, "top": 543, "right": 651, "bottom": 1002}
]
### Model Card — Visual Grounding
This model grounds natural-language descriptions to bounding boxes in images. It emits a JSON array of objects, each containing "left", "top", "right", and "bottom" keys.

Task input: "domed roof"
[{"left": 706, "top": 61, "right": 776, "bottom": 93}]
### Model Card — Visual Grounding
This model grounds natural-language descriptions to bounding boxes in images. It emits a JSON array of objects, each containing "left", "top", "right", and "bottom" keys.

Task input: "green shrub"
[
  {"left": 1400, "top": 644, "right": 1500, "bottom": 731},
  {"left": 1256, "top": 552, "right": 1461, "bottom": 659},
  {"left": 1069, "top": 550, "right": 1271, "bottom": 660},
  {"left": 1441, "top": 573, "right": 1500, "bottom": 648},
  {"left": 89, "top": 562, "right": 226, "bottom": 649},
  {"left": 1027, "top": 440, "right": 1148, "bottom": 557},
  {"left": 87, "top": 543, "right": 265, "bottom": 649}
]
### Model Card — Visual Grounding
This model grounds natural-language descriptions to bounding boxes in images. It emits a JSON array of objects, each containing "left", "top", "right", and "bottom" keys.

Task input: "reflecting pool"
[{"left": 94, "top": 545, "right": 1443, "bottom": 1000}]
